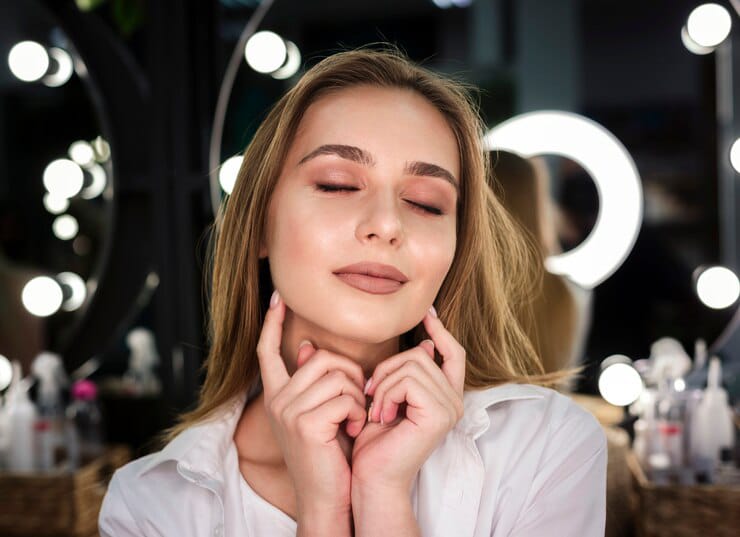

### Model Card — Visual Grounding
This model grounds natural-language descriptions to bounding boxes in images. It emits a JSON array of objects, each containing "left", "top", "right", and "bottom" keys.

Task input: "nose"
[{"left": 355, "top": 189, "right": 404, "bottom": 247}]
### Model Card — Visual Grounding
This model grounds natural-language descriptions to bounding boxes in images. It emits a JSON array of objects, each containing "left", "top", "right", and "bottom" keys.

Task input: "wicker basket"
[
  {"left": 626, "top": 449, "right": 740, "bottom": 537},
  {"left": 0, "top": 444, "right": 131, "bottom": 537}
]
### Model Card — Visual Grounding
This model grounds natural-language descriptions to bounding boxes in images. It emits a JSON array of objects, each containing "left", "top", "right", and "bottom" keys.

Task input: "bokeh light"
[{"left": 21, "top": 276, "right": 64, "bottom": 317}]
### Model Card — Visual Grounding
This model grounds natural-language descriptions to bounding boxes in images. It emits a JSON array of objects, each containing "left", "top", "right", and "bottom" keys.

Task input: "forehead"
[{"left": 287, "top": 85, "right": 461, "bottom": 179}]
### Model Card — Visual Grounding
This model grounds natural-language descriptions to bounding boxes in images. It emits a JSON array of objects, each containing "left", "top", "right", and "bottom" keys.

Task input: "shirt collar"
[{"left": 137, "top": 381, "right": 545, "bottom": 480}]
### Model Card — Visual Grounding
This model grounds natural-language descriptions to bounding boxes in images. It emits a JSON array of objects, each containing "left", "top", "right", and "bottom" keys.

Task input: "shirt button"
[{"left": 213, "top": 523, "right": 223, "bottom": 537}]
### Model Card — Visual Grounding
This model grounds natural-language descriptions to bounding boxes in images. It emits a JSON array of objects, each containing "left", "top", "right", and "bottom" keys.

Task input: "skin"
[{"left": 233, "top": 85, "right": 467, "bottom": 536}]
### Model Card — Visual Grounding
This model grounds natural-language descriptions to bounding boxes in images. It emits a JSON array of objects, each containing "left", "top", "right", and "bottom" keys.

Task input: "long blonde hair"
[
  {"left": 159, "top": 44, "right": 583, "bottom": 446},
  {"left": 490, "top": 150, "right": 580, "bottom": 375}
]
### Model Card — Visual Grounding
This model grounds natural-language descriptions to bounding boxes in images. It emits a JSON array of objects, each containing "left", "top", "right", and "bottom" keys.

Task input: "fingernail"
[
  {"left": 363, "top": 378, "right": 373, "bottom": 395},
  {"left": 367, "top": 401, "right": 374, "bottom": 422},
  {"left": 270, "top": 289, "right": 280, "bottom": 308},
  {"left": 298, "top": 339, "right": 311, "bottom": 350},
  {"left": 428, "top": 305, "right": 437, "bottom": 318},
  {"left": 424, "top": 339, "right": 434, "bottom": 348}
]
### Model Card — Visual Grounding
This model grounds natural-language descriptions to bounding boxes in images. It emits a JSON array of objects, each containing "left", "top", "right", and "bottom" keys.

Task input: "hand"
[
  {"left": 256, "top": 290, "right": 369, "bottom": 525},
  {"left": 350, "top": 308, "right": 466, "bottom": 494}
]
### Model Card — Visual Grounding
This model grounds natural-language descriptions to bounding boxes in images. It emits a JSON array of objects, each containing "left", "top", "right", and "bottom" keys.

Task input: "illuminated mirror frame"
[{"left": 484, "top": 111, "right": 644, "bottom": 289}]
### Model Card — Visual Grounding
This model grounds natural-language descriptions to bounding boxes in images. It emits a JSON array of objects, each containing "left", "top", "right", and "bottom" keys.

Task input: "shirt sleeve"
[
  {"left": 507, "top": 411, "right": 608, "bottom": 537},
  {"left": 98, "top": 471, "right": 147, "bottom": 537}
]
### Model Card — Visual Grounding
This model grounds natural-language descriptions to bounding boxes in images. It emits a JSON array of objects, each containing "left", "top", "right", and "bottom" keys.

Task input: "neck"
[
  {"left": 235, "top": 309, "right": 400, "bottom": 467},
  {"left": 279, "top": 308, "right": 401, "bottom": 378}
]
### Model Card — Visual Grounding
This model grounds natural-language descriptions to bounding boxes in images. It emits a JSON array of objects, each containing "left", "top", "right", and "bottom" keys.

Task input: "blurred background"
[{"left": 0, "top": 1, "right": 738, "bottom": 536}]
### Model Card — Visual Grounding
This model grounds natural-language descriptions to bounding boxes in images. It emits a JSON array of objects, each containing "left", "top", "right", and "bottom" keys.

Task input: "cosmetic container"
[
  {"left": 123, "top": 327, "right": 162, "bottom": 396},
  {"left": 689, "top": 357, "right": 735, "bottom": 484},
  {"left": 7, "top": 377, "right": 37, "bottom": 472},
  {"left": 65, "top": 379, "right": 104, "bottom": 467},
  {"left": 31, "top": 353, "right": 68, "bottom": 471}
]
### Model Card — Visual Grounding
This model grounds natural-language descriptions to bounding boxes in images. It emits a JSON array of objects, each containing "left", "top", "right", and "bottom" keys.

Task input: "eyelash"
[{"left": 315, "top": 184, "right": 444, "bottom": 216}]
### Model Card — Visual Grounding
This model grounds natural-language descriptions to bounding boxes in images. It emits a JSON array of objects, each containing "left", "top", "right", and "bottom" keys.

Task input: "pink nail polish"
[
  {"left": 363, "top": 378, "right": 373, "bottom": 395},
  {"left": 270, "top": 290, "right": 280, "bottom": 308},
  {"left": 428, "top": 305, "right": 437, "bottom": 318}
]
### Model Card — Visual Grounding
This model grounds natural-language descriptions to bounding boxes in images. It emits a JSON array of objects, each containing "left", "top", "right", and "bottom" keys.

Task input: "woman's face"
[{"left": 261, "top": 85, "right": 459, "bottom": 361}]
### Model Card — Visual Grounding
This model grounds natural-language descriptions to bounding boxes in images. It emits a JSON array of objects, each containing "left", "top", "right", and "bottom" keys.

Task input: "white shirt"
[{"left": 99, "top": 382, "right": 607, "bottom": 537}]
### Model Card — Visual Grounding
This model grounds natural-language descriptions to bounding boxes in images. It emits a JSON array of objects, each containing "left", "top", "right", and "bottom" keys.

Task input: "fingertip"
[{"left": 270, "top": 289, "right": 281, "bottom": 309}]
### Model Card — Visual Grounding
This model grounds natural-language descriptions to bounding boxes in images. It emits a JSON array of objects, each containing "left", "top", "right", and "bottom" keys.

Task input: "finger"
[
  {"left": 286, "top": 369, "right": 367, "bottom": 426},
  {"left": 296, "top": 340, "right": 317, "bottom": 368},
  {"left": 255, "top": 290, "right": 290, "bottom": 398},
  {"left": 370, "top": 361, "right": 447, "bottom": 424},
  {"left": 283, "top": 349, "right": 365, "bottom": 400},
  {"left": 367, "top": 344, "right": 450, "bottom": 405},
  {"left": 299, "top": 394, "right": 367, "bottom": 440},
  {"left": 422, "top": 308, "right": 466, "bottom": 394},
  {"left": 380, "top": 376, "right": 451, "bottom": 429}
]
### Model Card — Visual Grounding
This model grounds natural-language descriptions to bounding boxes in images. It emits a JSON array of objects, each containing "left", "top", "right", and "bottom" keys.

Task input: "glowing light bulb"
[
  {"left": 219, "top": 155, "right": 243, "bottom": 194},
  {"left": 8, "top": 41, "right": 49, "bottom": 82},
  {"left": 22, "top": 276, "right": 63, "bottom": 317},
  {"left": 42, "top": 47, "right": 74, "bottom": 87},
  {"left": 0, "top": 354, "right": 11, "bottom": 391},
  {"left": 52, "top": 214, "right": 79, "bottom": 240},
  {"left": 696, "top": 266, "right": 740, "bottom": 309},
  {"left": 43, "top": 159, "right": 84, "bottom": 198},
  {"left": 244, "top": 31, "right": 287, "bottom": 74},
  {"left": 730, "top": 138, "right": 740, "bottom": 174},
  {"left": 271, "top": 41, "right": 301, "bottom": 80},
  {"left": 68, "top": 141, "right": 95, "bottom": 167},
  {"left": 58, "top": 271, "right": 86, "bottom": 311},
  {"left": 686, "top": 3, "right": 732, "bottom": 48},
  {"left": 43, "top": 192, "right": 69, "bottom": 215},
  {"left": 598, "top": 357, "right": 643, "bottom": 406}
]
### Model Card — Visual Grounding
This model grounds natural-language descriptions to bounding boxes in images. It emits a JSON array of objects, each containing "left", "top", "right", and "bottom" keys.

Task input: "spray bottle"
[
  {"left": 689, "top": 356, "right": 735, "bottom": 483},
  {"left": 31, "top": 352, "right": 68, "bottom": 471}
]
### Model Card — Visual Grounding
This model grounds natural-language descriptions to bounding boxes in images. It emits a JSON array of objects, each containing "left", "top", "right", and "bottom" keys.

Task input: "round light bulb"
[
  {"left": 22, "top": 276, "right": 64, "bottom": 317},
  {"left": 0, "top": 354, "right": 11, "bottom": 391},
  {"left": 43, "top": 192, "right": 70, "bottom": 215},
  {"left": 58, "top": 271, "right": 87, "bottom": 311},
  {"left": 43, "top": 159, "right": 84, "bottom": 198},
  {"left": 598, "top": 360, "right": 644, "bottom": 406},
  {"left": 696, "top": 266, "right": 740, "bottom": 309},
  {"left": 8, "top": 41, "right": 49, "bottom": 82},
  {"left": 68, "top": 141, "right": 95, "bottom": 167},
  {"left": 52, "top": 214, "right": 79, "bottom": 240},
  {"left": 244, "top": 31, "right": 287, "bottom": 74},
  {"left": 687, "top": 3, "right": 732, "bottom": 48},
  {"left": 219, "top": 155, "right": 243, "bottom": 194},
  {"left": 730, "top": 138, "right": 740, "bottom": 174}
]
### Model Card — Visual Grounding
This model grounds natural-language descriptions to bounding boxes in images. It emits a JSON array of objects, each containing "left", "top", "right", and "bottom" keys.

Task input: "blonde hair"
[
  {"left": 490, "top": 150, "right": 581, "bottom": 375},
  {"left": 159, "top": 44, "right": 583, "bottom": 446}
]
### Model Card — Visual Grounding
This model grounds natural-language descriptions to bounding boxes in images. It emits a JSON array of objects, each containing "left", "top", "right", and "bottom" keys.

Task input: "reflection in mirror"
[{"left": 0, "top": 0, "right": 111, "bottom": 375}]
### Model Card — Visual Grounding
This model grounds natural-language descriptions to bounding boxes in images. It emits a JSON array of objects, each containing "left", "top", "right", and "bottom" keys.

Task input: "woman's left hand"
[{"left": 350, "top": 307, "right": 466, "bottom": 495}]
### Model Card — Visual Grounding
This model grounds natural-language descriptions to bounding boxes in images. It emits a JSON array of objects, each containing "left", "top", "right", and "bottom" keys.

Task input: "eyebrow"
[{"left": 297, "top": 144, "right": 459, "bottom": 195}]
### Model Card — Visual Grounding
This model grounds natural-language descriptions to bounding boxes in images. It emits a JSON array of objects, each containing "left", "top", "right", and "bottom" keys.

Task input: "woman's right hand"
[{"left": 256, "top": 290, "right": 368, "bottom": 531}]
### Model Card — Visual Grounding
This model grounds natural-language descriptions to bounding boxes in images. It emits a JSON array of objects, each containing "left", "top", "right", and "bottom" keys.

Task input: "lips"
[{"left": 333, "top": 262, "right": 408, "bottom": 295}]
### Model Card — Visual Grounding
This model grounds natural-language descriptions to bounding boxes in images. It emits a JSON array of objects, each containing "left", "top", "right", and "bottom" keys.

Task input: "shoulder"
[
  {"left": 472, "top": 383, "right": 606, "bottom": 464},
  {"left": 99, "top": 447, "right": 212, "bottom": 536}
]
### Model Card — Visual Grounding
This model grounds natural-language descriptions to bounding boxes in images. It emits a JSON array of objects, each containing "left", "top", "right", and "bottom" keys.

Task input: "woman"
[{"left": 99, "top": 45, "right": 606, "bottom": 537}]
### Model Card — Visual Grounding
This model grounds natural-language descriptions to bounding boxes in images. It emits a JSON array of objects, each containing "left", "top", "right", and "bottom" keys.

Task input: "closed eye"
[{"left": 315, "top": 184, "right": 444, "bottom": 216}]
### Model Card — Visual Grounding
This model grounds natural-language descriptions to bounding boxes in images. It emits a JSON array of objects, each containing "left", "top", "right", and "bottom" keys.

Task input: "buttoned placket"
[{"left": 177, "top": 462, "right": 226, "bottom": 537}]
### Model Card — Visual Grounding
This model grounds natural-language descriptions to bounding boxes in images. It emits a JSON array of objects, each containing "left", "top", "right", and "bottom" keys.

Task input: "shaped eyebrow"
[{"left": 297, "top": 144, "right": 459, "bottom": 196}]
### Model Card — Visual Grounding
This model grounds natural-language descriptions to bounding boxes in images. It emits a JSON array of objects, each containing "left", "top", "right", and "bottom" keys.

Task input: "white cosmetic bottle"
[
  {"left": 7, "top": 377, "right": 38, "bottom": 472},
  {"left": 689, "top": 356, "right": 735, "bottom": 483}
]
